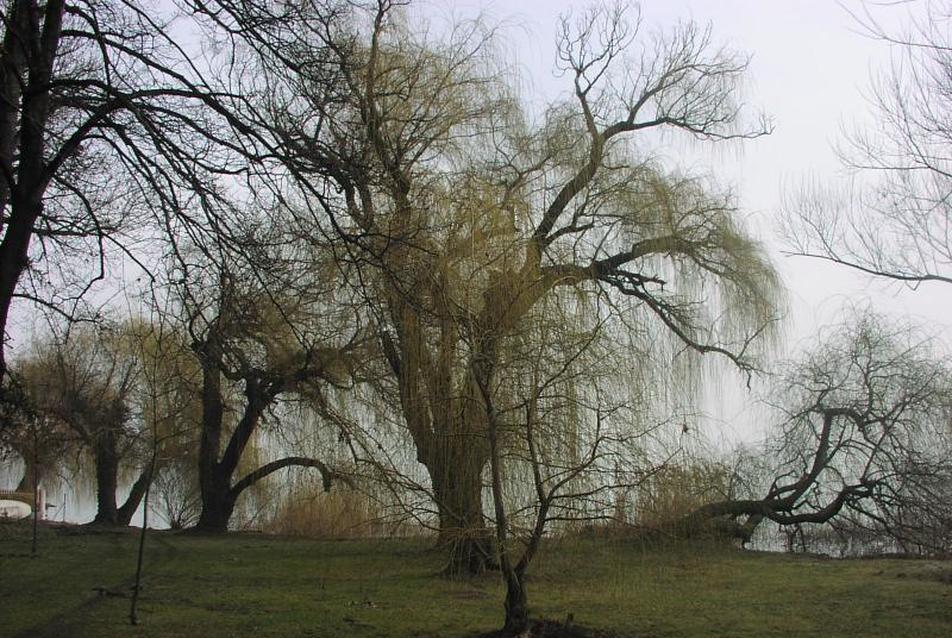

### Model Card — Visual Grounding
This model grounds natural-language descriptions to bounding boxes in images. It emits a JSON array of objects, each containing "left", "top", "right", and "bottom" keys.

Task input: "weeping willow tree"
[
  {"left": 0, "top": 379, "right": 71, "bottom": 497},
  {"left": 189, "top": 0, "right": 783, "bottom": 577},
  {"left": 159, "top": 213, "right": 366, "bottom": 532},
  {"left": 9, "top": 320, "right": 170, "bottom": 526}
]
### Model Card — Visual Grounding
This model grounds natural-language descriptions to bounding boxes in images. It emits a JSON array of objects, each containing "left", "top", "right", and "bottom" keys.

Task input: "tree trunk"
[
  {"left": 502, "top": 570, "right": 530, "bottom": 636},
  {"left": 0, "top": 193, "right": 42, "bottom": 382},
  {"left": 0, "top": 1, "right": 31, "bottom": 384},
  {"left": 194, "top": 335, "right": 231, "bottom": 533},
  {"left": 193, "top": 334, "right": 281, "bottom": 533},
  {"left": 386, "top": 297, "right": 500, "bottom": 575},
  {"left": 194, "top": 465, "right": 235, "bottom": 533},
  {"left": 478, "top": 361, "right": 532, "bottom": 637},
  {"left": 430, "top": 441, "right": 494, "bottom": 576},
  {"left": 0, "top": 1, "right": 65, "bottom": 382},
  {"left": 116, "top": 465, "right": 154, "bottom": 526},
  {"left": 16, "top": 457, "right": 44, "bottom": 492},
  {"left": 91, "top": 429, "right": 120, "bottom": 525}
]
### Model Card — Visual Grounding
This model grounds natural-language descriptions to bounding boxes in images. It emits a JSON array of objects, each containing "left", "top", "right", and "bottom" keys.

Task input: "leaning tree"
[{"left": 676, "top": 312, "right": 952, "bottom": 552}]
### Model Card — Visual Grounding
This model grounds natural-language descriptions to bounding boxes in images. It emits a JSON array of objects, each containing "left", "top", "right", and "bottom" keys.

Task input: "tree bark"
[
  {"left": 428, "top": 436, "right": 494, "bottom": 576},
  {"left": 192, "top": 329, "right": 335, "bottom": 533},
  {"left": 0, "top": 0, "right": 64, "bottom": 381},
  {"left": 116, "top": 465, "right": 155, "bottom": 527},
  {"left": 385, "top": 278, "right": 501, "bottom": 576},
  {"left": 91, "top": 429, "right": 120, "bottom": 525},
  {"left": 194, "top": 332, "right": 234, "bottom": 533},
  {"left": 502, "top": 570, "right": 530, "bottom": 636},
  {"left": 194, "top": 469, "right": 236, "bottom": 533},
  {"left": 15, "top": 457, "right": 44, "bottom": 492}
]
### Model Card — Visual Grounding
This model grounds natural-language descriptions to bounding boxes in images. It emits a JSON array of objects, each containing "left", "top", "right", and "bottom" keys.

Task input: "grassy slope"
[{"left": 2, "top": 522, "right": 951, "bottom": 637}]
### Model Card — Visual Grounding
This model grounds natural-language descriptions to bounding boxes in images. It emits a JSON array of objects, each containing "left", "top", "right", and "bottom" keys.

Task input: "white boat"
[{"left": 0, "top": 499, "right": 32, "bottom": 519}]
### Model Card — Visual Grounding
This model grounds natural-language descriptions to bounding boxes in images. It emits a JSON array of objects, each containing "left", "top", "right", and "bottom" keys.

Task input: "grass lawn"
[{"left": 2, "top": 520, "right": 951, "bottom": 637}]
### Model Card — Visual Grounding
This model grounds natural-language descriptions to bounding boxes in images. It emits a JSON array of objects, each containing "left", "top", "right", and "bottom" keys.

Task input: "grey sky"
[
  {"left": 469, "top": 1, "right": 939, "bottom": 322},
  {"left": 427, "top": 0, "right": 951, "bottom": 442}
]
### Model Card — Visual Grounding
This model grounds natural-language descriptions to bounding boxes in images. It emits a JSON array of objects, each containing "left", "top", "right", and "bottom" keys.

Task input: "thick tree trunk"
[
  {"left": 0, "top": 192, "right": 42, "bottom": 382},
  {"left": 193, "top": 405, "right": 268, "bottom": 532},
  {"left": 386, "top": 299, "right": 498, "bottom": 575},
  {"left": 0, "top": 1, "right": 30, "bottom": 383},
  {"left": 194, "top": 472, "right": 236, "bottom": 533},
  {"left": 91, "top": 430, "right": 120, "bottom": 525},
  {"left": 194, "top": 334, "right": 233, "bottom": 533},
  {"left": 193, "top": 330, "right": 283, "bottom": 533},
  {"left": 430, "top": 442, "right": 494, "bottom": 576},
  {"left": 0, "top": 1, "right": 65, "bottom": 381}
]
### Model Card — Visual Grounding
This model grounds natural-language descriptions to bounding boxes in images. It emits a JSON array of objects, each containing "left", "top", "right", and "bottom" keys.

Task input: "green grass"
[{"left": 2, "top": 521, "right": 951, "bottom": 637}]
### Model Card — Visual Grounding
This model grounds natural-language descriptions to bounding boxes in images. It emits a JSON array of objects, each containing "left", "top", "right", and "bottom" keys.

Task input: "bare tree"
[
  {"left": 129, "top": 314, "right": 205, "bottom": 531},
  {"left": 475, "top": 291, "right": 670, "bottom": 635},
  {"left": 149, "top": 459, "right": 201, "bottom": 529},
  {"left": 188, "top": 0, "right": 782, "bottom": 574},
  {"left": 167, "top": 225, "right": 362, "bottom": 532},
  {"left": 0, "top": 0, "right": 279, "bottom": 396},
  {"left": 784, "top": 1, "right": 952, "bottom": 287},
  {"left": 678, "top": 312, "right": 952, "bottom": 549}
]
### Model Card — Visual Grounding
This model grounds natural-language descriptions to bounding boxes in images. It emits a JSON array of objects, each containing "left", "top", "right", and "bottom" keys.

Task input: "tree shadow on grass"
[{"left": 471, "top": 618, "right": 652, "bottom": 638}]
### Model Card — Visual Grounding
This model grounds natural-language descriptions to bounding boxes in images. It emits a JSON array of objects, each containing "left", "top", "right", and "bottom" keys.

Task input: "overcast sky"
[{"left": 420, "top": 0, "right": 950, "bottom": 442}]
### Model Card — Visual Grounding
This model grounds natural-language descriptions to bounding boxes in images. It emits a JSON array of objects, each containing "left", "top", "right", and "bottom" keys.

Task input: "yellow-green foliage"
[
  {"left": 634, "top": 460, "right": 733, "bottom": 527},
  {"left": 259, "top": 487, "right": 413, "bottom": 539}
]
